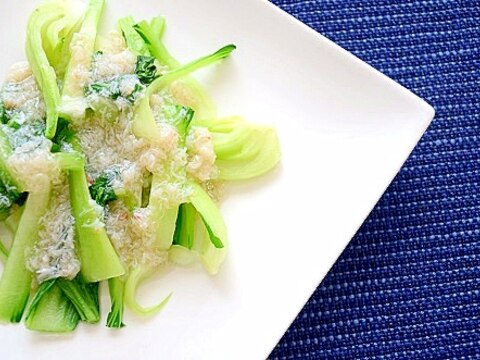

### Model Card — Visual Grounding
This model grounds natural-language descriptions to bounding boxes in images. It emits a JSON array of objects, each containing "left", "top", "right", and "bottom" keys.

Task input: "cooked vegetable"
[
  {"left": 50, "top": 117, "right": 75, "bottom": 152},
  {"left": 0, "top": 103, "right": 8, "bottom": 124},
  {"left": 195, "top": 116, "right": 281, "bottom": 180},
  {"left": 118, "top": 16, "right": 150, "bottom": 56},
  {"left": 135, "top": 56, "right": 158, "bottom": 86},
  {"left": 89, "top": 172, "right": 118, "bottom": 207},
  {"left": 132, "top": 17, "right": 217, "bottom": 120},
  {"left": 85, "top": 76, "right": 144, "bottom": 104},
  {"left": 0, "top": 0, "right": 280, "bottom": 333},
  {"left": 59, "top": 0, "right": 105, "bottom": 121},
  {"left": 189, "top": 182, "right": 227, "bottom": 246},
  {"left": 0, "top": 238, "right": 8, "bottom": 263},
  {"left": 57, "top": 277, "right": 100, "bottom": 323},
  {"left": 0, "top": 207, "right": 22, "bottom": 264},
  {"left": 26, "top": 0, "right": 85, "bottom": 138},
  {"left": 0, "top": 175, "right": 51, "bottom": 322},
  {"left": 133, "top": 18, "right": 173, "bottom": 67},
  {"left": 106, "top": 276, "right": 125, "bottom": 328},
  {"left": 41, "top": 2, "right": 85, "bottom": 78},
  {"left": 52, "top": 151, "right": 85, "bottom": 171},
  {"left": 172, "top": 203, "right": 196, "bottom": 250},
  {"left": 68, "top": 164, "right": 125, "bottom": 283},
  {"left": 124, "top": 265, "right": 172, "bottom": 317},
  {"left": 170, "top": 105, "right": 195, "bottom": 144},
  {"left": 25, "top": 280, "right": 80, "bottom": 332},
  {"left": 85, "top": 81, "right": 122, "bottom": 100},
  {"left": 0, "top": 127, "right": 25, "bottom": 219},
  {"left": 132, "top": 44, "right": 236, "bottom": 140}
]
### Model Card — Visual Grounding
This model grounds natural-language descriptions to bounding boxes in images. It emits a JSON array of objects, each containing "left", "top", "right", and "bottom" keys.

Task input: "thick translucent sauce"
[{"left": 0, "top": 30, "right": 218, "bottom": 279}]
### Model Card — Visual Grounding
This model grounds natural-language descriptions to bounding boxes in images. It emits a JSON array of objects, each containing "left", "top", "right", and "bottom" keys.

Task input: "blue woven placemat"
[{"left": 268, "top": 1, "right": 480, "bottom": 359}]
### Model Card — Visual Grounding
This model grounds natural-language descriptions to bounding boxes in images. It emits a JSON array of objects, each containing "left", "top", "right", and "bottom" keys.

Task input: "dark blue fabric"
[{"left": 268, "top": 1, "right": 480, "bottom": 359}]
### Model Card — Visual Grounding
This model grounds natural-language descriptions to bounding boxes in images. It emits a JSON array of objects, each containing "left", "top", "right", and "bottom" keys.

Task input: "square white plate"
[{"left": 0, "top": 0, "right": 434, "bottom": 359}]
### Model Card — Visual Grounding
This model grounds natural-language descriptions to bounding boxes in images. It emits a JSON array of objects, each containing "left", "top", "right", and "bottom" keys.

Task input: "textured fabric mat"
[{"left": 268, "top": 1, "right": 480, "bottom": 359}]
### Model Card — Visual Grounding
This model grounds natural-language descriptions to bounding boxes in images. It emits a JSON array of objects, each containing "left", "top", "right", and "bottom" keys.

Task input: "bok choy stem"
[
  {"left": 132, "top": 44, "right": 236, "bottom": 140},
  {"left": 124, "top": 265, "right": 172, "bottom": 317},
  {"left": 0, "top": 174, "right": 51, "bottom": 322},
  {"left": 25, "top": 280, "right": 80, "bottom": 332},
  {"left": 107, "top": 276, "right": 126, "bottom": 328}
]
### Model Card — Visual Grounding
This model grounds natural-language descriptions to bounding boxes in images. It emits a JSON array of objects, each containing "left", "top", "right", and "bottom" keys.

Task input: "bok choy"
[{"left": 0, "top": 0, "right": 280, "bottom": 333}]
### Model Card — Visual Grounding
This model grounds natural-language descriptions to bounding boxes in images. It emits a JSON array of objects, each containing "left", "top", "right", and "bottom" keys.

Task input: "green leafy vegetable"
[
  {"left": 124, "top": 265, "right": 172, "bottom": 317},
  {"left": 149, "top": 195, "right": 179, "bottom": 250},
  {"left": 50, "top": 119, "right": 86, "bottom": 171},
  {"left": 107, "top": 277, "right": 125, "bottom": 328},
  {"left": 85, "top": 79, "right": 122, "bottom": 100},
  {"left": 0, "top": 118, "right": 26, "bottom": 214},
  {"left": 201, "top": 217, "right": 224, "bottom": 249},
  {"left": 89, "top": 173, "right": 118, "bottom": 207},
  {"left": 0, "top": 175, "right": 51, "bottom": 322},
  {"left": 41, "top": 1, "right": 85, "bottom": 78},
  {"left": 0, "top": 237, "right": 8, "bottom": 264},
  {"left": 132, "top": 44, "right": 236, "bottom": 140},
  {"left": 0, "top": 103, "right": 9, "bottom": 124},
  {"left": 60, "top": 0, "right": 105, "bottom": 121},
  {"left": 125, "top": 38, "right": 235, "bottom": 258},
  {"left": 25, "top": 280, "right": 80, "bottom": 332},
  {"left": 69, "top": 166, "right": 125, "bottom": 282},
  {"left": 67, "top": 138, "right": 124, "bottom": 283},
  {"left": 189, "top": 182, "right": 228, "bottom": 274},
  {"left": 25, "top": 0, "right": 78, "bottom": 139},
  {"left": 0, "top": 0, "right": 280, "bottom": 333},
  {"left": 131, "top": 16, "right": 216, "bottom": 120},
  {"left": 118, "top": 16, "right": 150, "bottom": 56},
  {"left": 128, "top": 39, "right": 235, "bottom": 268},
  {"left": 170, "top": 105, "right": 194, "bottom": 144},
  {"left": 187, "top": 182, "right": 226, "bottom": 250},
  {"left": 57, "top": 277, "right": 100, "bottom": 323},
  {"left": 85, "top": 76, "right": 145, "bottom": 105},
  {"left": 4, "top": 205, "right": 23, "bottom": 234},
  {"left": 88, "top": 83, "right": 112, "bottom": 94},
  {"left": 0, "top": 206, "right": 23, "bottom": 263},
  {"left": 170, "top": 183, "right": 226, "bottom": 271},
  {"left": 0, "top": 185, "right": 23, "bottom": 221},
  {"left": 53, "top": 152, "right": 85, "bottom": 171},
  {"left": 195, "top": 116, "right": 281, "bottom": 180},
  {"left": 6, "top": 119, "right": 21, "bottom": 130},
  {"left": 168, "top": 245, "right": 198, "bottom": 267},
  {"left": 172, "top": 203, "right": 196, "bottom": 250},
  {"left": 0, "top": 127, "right": 26, "bottom": 219},
  {"left": 133, "top": 17, "right": 175, "bottom": 68},
  {"left": 89, "top": 167, "right": 140, "bottom": 210},
  {"left": 51, "top": 117, "right": 75, "bottom": 152},
  {"left": 192, "top": 221, "right": 226, "bottom": 276},
  {"left": 135, "top": 56, "right": 158, "bottom": 85},
  {"left": 126, "top": 83, "right": 144, "bottom": 103}
]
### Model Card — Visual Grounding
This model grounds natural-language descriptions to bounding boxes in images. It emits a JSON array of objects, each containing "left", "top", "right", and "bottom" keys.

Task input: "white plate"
[{"left": 0, "top": 0, "right": 434, "bottom": 359}]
